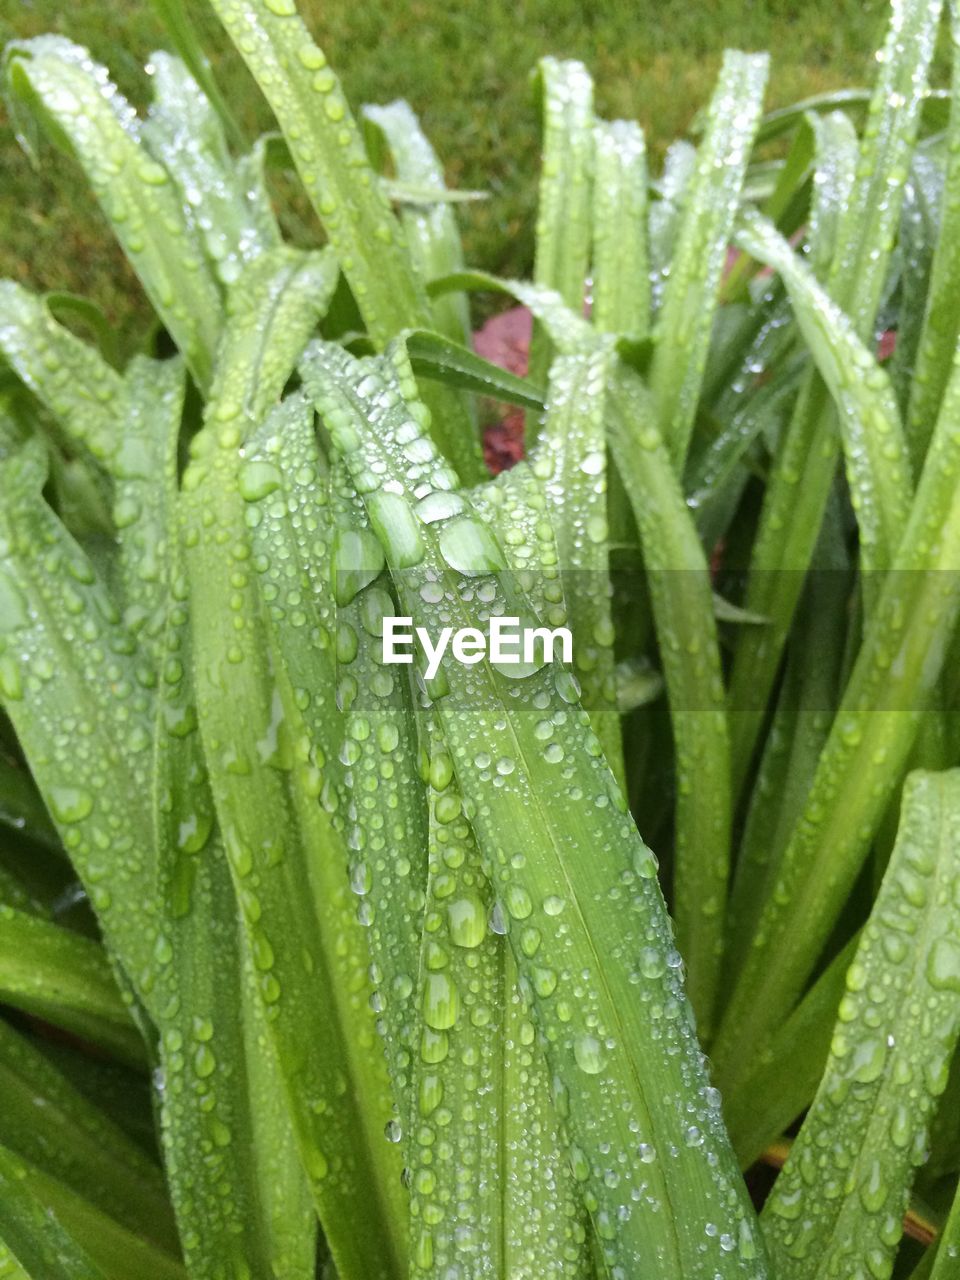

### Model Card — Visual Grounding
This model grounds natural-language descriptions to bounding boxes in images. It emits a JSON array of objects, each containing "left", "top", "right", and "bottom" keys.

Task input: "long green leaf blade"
[
  {"left": 761, "top": 770, "right": 960, "bottom": 1279},
  {"left": 302, "top": 338, "right": 767, "bottom": 1279},
  {"left": 532, "top": 59, "right": 594, "bottom": 312},
  {"left": 725, "top": 0, "right": 944, "bottom": 795},
  {"left": 714, "top": 349, "right": 960, "bottom": 1086},
  {"left": 0, "top": 908, "right": 142, "bottom": 1065},
  {"left": 591, "top": 119, "right": 650, "bottom": 337},
  {"left": 607, "top": 364, "right": 731, "bottom": 1037},
  {"left": 648, "top": 50, "right": 768, "bottom": 470},
  {"left": 364, "top": 100, "right": 472, "bottom": 346},
  {"left": 182, "top": 249, "right": 406, "bottom": 1278},
  {"left": 907, "top": 0, "right": 960, "bottom": 468},
  {"left": 3, "top": 38, "right": 223, "bottom": 389},
  {"left": 0, "top": 1018, "right": 174, "bottom": 1253},
  {"left": 734, "top": 209, "right": 913, "bottom": 575},
  {"left": 0, "top": 1144, "right": 105, "bottom": 1280},
  {"left": 531, "top": 347, "right": 623, "bottom": 782}
]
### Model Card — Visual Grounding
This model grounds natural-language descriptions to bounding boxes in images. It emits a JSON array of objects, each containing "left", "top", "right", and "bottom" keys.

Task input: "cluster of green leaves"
[{"left": 1, "top": 0, "right": 960, "bottom": 1277}]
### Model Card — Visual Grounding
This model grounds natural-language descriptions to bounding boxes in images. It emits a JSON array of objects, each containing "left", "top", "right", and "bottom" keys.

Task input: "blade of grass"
[
  {"left": 527, "top": 58, "right": 594, "bottom": 442},
  {"left": 734, "top": 209, "right": 913, "bottom": 579},
  {"left": 0, "top": 750, "right": 61, "bottom": 853},
  {"left": 926, "top": 1174, "right": 960, "bottom": 1277},
  {"left": 152, "top": 530, "right": 317, "bottom": 1278},
  {"left": 203, "top": 0, "right": 418, "bottom": 345},
  {"left": 243, "top": 410, "right": 427, "bottom": 1151},
  {"left": 648, "top": 140, "right": 697, "bottom": 313},
  {"left": 891, "top": 150, "right": 943, "bottom": 421},
  {"left": 606, "top": 363, "right": 731, "bottom": 1040},
  {"left": 9, "top": 1156, "right": 185, "bottom": 1280},
  {"left": 0, "top": 441, "right": 163, "bottom": 1006},
  {"left": 724, "top": 497, "right": 850, "bottom": 982},
  {"left": 404, "top": 329, "right": 546, "bottom": 411},
  {"left": 406, "top": 713, "right": 590, "bottom": 1277},
  {"left": 532, "top": 58, "right": 594, "bottom": 312},
  {"left": 148, "top": 0, "right": 245, "bottom": 149},
  {"left": 326, "top": 459, "right": 428, "bottom": 1144},
  {"left": 430, "top": 275, "right": 732, "bottom": 1029},
  {"left": 761, "top": 770, "right": 960, "bottom": 1279},
  {"left": 454, "top": 460, "right": 594, "bottom": 1275},
  {"left": 755, "top": 87, "right": 872, "bottom": 144}
]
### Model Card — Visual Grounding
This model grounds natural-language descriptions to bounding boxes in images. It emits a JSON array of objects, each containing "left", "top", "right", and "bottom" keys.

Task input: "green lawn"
[{"left": 0, "top": 0, "right": 903, "bottom": 339}]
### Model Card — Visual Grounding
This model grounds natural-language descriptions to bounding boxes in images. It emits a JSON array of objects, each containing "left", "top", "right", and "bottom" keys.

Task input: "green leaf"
[
  {"left": 148, "top": 0, "right": 245, "bottom": 148},
  {"left": 591, "top": 119, "right": 650, "bottom": 337},
  {"left": 404, "top": 328, "right": 546, "bottom": 410},
  {"left": 205, "top": 0, "right": 419, "bottom": 347},
  {"left": 0, "top": 1018, "right": 174, "bottom": 1253},
  {"left": 605, "top": 364, "right": 731, "bottom": 1038},
  {"left": 761, "top": 770, "right": 960, "bottom": 1279},
  {"left": 3, "top": 38, "right": 223, "bottom": 390},
  {"left": 152, "top": 509, "right": 317, "bottom": 1278},
  {"left": 302, "top": 337, "right": 767, "bottom": 1279},
  {"left": 532, "top": 58, "right": 594, "bottom": 312},
  {"left": 527, "top": 58, "right": 594, "bottom": 442},
  {"left": 8, "top": 1156, "right": 186, "bottom": 1280},
  {"left": 0, "top": 908, "right": 143, "bottom": 1065},
  {"left": 724, "top": 498, "right": 851, "bottom": 983},
  {"left": 405, "top": 707, "right": 590, "bottom": 1276},
  {"left": 207, "top": 0, "right": 484, "bottom": 482},
  {"left": 891, "top": 151, "right": 943, "bottom": 423},
  {"left": 805, "top": 109, "right": 860, "bottom": 279},
  {"left": 0, "top": 442, "right": 163, "bottom": 1007},
  {"left": 363, "top": 100, "right": 472, "bottom": 346},
  {"left": 181, "top": 250, "right": 407, "bottom": 1279},
  {"left": 529, "top": 346, "right": 624, "bottom": 783},
  {"left": 927, "top": 1174, "right": 960, "bottom": 1277},
  {"left": 725, "top": 0, "right": 944, "bottom": 799},
  {"left": 734, "top": 209, "right": 913, "bottom": 577},
  {"left": 723, "top": 934, "right": 857, "bottom": 1169},
  {"left": 755, "top": 87, "right": 872, "bottom": 144},
  {"left": 713, "top": 344, "right": 960, "bottom": 1091},
  {"left": 143, "top": 52, "right": 281, "bottom": 287},
  {"left": 648, "top": 141, "right": 697, "bottom": 305},
  {"left": 648, "top": 50, "right": 768, "bottom": 470},
  {"left": 0, "top": 751, "right": 60, "bottom": 852},
  {"left": 0, "top": 280, "right": 187, "bottom": 646},
  {"left": 907, "top": 1, "right": 960, "bottom": 470},
  {"left": 0, "top": 1143, "right": 106, "bottom": 1280},
  {"left": 429, "top": 271, "right": 594, "bottom": 354}
]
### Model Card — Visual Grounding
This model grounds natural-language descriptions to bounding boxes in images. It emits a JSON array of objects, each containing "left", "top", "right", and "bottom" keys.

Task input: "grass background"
[{"left": 1, "top": 0, "right": 897, "bottom": 340}]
